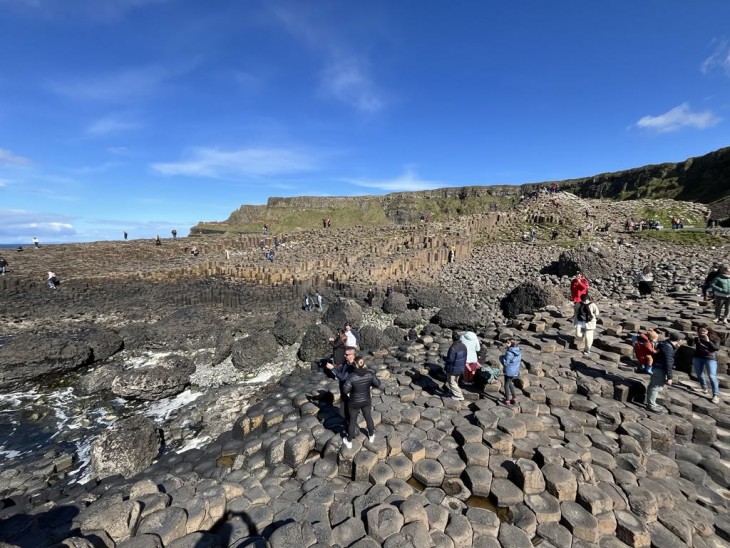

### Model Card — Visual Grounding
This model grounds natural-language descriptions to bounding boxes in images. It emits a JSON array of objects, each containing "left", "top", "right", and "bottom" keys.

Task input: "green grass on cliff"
[{"left": 634, "top": 204, "right": 704, "bottom": 227}]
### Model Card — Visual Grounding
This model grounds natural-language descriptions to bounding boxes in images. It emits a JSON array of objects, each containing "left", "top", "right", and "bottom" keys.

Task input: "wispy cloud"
[
  {"left": 701, "top": 39, "right": 730, "bottom": 77},
  {"left": 0, "top": 209, "right": 76, "bottom": 242},
  {"left": 107, "top": 146, "right": 130, "bottom": 155},
  {"left": 49, "top": 61, "right": 198, "bottom": 103},
  {"left": 635, "top": 103, "right": 720, "bottom": 133},
  {"left": 71, "top": 161, "right": 124, "bottom": 175},
  {"left": 86, "top": 115, "right": 141, "bottom": 135},
  {"left": 151, "top": 146, "right": 320, "bottom": 179},
  {"left": 346, "top": 167, "right": 442, "bottom": 192},
  {"left": 268, "top": 4, "right": 385, "bottom": 113},
  {"left": 0, "top": 148, "right": 32, "bottom": 167}
]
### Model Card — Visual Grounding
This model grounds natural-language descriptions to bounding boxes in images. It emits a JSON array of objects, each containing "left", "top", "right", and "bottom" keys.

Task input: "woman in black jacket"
[{"left": 342, "top": 358, "right": 381, "bottom": 448}]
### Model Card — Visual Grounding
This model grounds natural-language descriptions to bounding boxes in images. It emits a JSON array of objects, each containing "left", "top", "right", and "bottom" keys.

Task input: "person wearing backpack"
[
  {"left": 574, "top": 293, "right": 599, "bottom": 356},
  {"left": 710, "top": 266, "right": 730, "bottom": 324}
]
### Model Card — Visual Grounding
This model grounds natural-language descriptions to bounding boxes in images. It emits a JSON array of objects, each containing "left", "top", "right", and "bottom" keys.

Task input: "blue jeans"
[{"left": 693, "top": 357, "right": 719, "bottom": 395}]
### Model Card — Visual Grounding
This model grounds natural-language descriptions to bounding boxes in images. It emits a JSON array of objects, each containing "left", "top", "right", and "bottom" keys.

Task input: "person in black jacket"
[
  {"left": 342, "top": 358, "right": 381, "bottom": 448},
  {"left": 646, "top": 332, "right": 682, "bottom": 413},
  {"left": 702, "top": 263, "right": 721, "bottom": 300},
  {"left": 326, "top": 347, "right": 357, "bottom": 429},
  {"left": 443, "top": 331, "right": 467, "bottom": 401},
  {"left": 690, "top": 325, "right": 721, "bottom": 404}
]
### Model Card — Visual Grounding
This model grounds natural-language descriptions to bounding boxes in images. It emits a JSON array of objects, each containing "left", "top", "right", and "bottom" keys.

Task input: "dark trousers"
[
  {"left": 347, "top": 400, "right": 374, "bottom": 441},
  {"left": 504, "top": 375, "right": 516, "bottom": 400},
  {"left": 339, "top": 391, "right": 350, "bottom": 429}
]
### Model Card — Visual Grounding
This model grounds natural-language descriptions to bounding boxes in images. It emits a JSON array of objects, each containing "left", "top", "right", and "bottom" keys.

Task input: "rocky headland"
[{"left": 0, "top": 189, "right": 729, "bottom": 547}]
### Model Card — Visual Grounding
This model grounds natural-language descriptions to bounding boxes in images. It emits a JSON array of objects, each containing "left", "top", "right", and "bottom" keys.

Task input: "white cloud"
[
  {"left": 321, "top": 56, "right": 383, "bottom": 113},
  {"left": 50, "top": 60, "right": 198, "bottom": 102},
  {"left": 151, "top": 146, "right": 319, "bottom": 179},
  {"left": 635, "top": 103, "right": 720, "bottom": 133},
  {"left": 346, "top": 167, "right": 442, "bottom": 192},
  {"left": 86, "top": 115, "right": 141, "bottom": 135},
  {"left": 701, "top": 40, "right": 730, "bottom": 76},
  {"left": 0, "top": 209, "right": 76, "bottom": 242},
  {"left": 268, "top": 4, "right": 385, "bottom": 113},
  {"left": 0, "top": 148, "right": 32, "bottom": 167}
]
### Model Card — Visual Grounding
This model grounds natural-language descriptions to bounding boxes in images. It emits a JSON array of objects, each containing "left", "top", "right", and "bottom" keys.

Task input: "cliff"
[{"left": 191, "top": 146, "right": 730, "bottom": 234}]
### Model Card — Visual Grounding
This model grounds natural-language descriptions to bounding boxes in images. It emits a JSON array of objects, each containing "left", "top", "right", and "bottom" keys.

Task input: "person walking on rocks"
[
  {"left": 47, "top": 271, "right": 59, "bottom": 289},
  {"left": 702, "top": 263, "right": 721, "bottom": 300},
  {"left": 636, "top": 266, "right": 654, "bottom": 298},
  {"left": 460, "top": 331, "right": 481, "bottom": 386},
  {"left": 386, "top": 284, "right": 393, "bottom": 297},
  {"left": 123, "top": 231, "right": 128, "bottom": 240},
  {"left": 171, "top": 229, "right": 177, "bottom": 239},
  {"left": 329, "top": 331, "right": 347, "bottom": 366},
  {"left": 442, "top": 332, "right": 467, "bottom": 401},
  {"left": 633, "top": 329, "right": 658, "bottom": 374},
  {"left": 646, "top": 332, "right": 682, "bottom": 413},
  {"left": 499, "top": 338, "right": 522, "bottom": 405},
  {"left": 155, "top": 235, "right": 161, "bottom": 246},
  {"left": 366, "top": 288, "right": 375, "bottom": 307},
  {"left": 574, "top": 293, "right": 599, "bottom": 356},
  {"left": 344, "top": 323, "right": 358, "bottom": 349},
  {"left": 710, "top": 266, "right": 730, "bottom": 324},
  {"left": 33, "top": 236, "right": 39, "bottom": 248},
  {"left": 570, "top": 272, "right": 589, "bottom": 304},
  {"left": 304, "top": 295, "right": 312, "bottom": 312},
  {"left": 342, "top": 357, "right": 381, "bottom": 448},
  {"left": 689, "top": 325, "right": 721, "bottom": 404},
  {"left": 326, "top": 347, "right": 357, "bottom": 432},
  {"left": 316, "top": 293, "right": 323, "bottom": 312},
  {"left": 0, "top": 256, "right": 7, "bottom": 275}
]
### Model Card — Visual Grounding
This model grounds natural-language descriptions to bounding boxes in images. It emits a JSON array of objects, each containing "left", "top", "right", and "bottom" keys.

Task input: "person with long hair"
[
  {"left": 690, "top": 325, "right": 721, "bottom": 404},
  {"left": 342, "top": 357, "right": 381, "bottom": 448}
]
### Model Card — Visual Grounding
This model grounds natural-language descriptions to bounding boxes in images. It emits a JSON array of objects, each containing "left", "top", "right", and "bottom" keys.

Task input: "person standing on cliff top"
[
  {"left": 155, "top": 235, "right": 161, "bottom": 246},
  {"left": 33, "top": 236, "right": 39, "bottom": 248},
  {"left": 171, "top": 229, "right": 177, "bottom": 239},
  {"left": 123, "top": 231, "right": 128, "bottom": 240},
  {"left": 0, "top": 256, "right": 7, "bottom": 275}
]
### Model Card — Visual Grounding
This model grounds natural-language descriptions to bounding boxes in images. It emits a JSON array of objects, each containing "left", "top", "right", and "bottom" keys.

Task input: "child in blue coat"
[{"left": 499, "top": 338, "right": 522, "bottom": 405}]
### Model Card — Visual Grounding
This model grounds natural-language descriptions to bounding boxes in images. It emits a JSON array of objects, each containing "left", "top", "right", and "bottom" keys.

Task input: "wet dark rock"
[
  {"left": 272, "top": 310, "right": 312, "bottom": 346},
  {"left": 231, "top": 332, "right": 280, "bottom": 371},
  {"left": 112, "top": 366, "right": 190, "bottom": 401}
]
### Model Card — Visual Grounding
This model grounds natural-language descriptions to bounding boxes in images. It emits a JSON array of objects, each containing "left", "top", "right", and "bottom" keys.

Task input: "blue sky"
[{"left": 1, "top": 0, "right": 729, "bottom": 243}]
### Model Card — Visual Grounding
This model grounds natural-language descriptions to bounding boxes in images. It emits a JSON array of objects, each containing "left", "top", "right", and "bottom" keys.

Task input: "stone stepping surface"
[{"left": 37, "top": 309, "right": 729, "bottom": 547}]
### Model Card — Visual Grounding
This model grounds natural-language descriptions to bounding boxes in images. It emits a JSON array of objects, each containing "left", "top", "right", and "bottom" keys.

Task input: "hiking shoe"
[
  {"left": 647, "top": 405, "right": 664, "bottom": 414},
  {"left": 342, "top": 437, "right": 352, "bottom": 449},
  {"left": 503, "top": 399, "right": 512, "bottom": 405},
  {"left": 368, "top": 434, "right": 375, "bottom": 443},
  {"left": 451, "top": 395, "right": 464, "bottom": 401},
  {"left": 510, "top": 398, "right": 517, "bottom": 405},
  {"left": 696, "top": 386, "right": 708, "bottom": 394},
  {"left": 714, "top": 318, "right": 721, "bottom": 323},
  {"left": 711, "top": 394, "right": 720, "bottom": 404}
]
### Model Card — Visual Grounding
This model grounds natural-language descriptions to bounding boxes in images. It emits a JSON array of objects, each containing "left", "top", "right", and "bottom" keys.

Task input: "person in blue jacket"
[
  {"left": 443, "top": 332, "right": 467, "bottom": 401},
  {"left": 499, "top": 338, "right": 522, "bottom": 405}
]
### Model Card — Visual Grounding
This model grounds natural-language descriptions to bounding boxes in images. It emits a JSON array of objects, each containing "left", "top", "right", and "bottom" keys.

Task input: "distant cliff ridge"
[{"left": 191, "top": 146, "right": 730, "bottom": 234}]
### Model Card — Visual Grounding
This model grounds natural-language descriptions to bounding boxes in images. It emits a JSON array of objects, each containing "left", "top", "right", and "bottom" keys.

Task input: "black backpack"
[{"left": 577, "top": 303, "right": 593, "bottom": 322}]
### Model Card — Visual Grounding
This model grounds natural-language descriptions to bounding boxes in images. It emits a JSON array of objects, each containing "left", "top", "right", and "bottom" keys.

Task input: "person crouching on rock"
[
  {"left": 47, "top": 271, "right": 59, "bottom": 289},
  {"left": 460, "top": 331, "right": 481, "bottom": 386},
  {"left": 342, "top": 357, "right": 381, "bottom": 448},
  {"left": 326, "top": 347, "right": 357, "bottom": 433},
  {"left": 442, "top": 331, "right": 467, "bottom": 401},
  {"left": 499, "top": 338, "right": 522, "bottom": 405}
]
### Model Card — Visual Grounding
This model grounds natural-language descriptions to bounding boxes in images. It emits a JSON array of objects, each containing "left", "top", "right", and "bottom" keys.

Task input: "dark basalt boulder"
[
  {"left": 91, "top": 416, "right": 161, "bottom": 479},
  {"left": 394, "top": 310, "right": 423, "bottom": 329},
  {"left": 323, "top": 299, "right": 363, "bottom": 330},
  {"left": 382, "top": 292, "right": 409, "bottom": 315},
  {"left": 408, "top": 286, "right": 452, "bottom": 309},
  {"left": 557, "top": 249, "right": 615, "bottom": 279},
  {"left": 111, "top": 366, "right": 190, "bottom": 401},
  {"left": 79, "top": 362, "right": 124, "bottom": 395},
  {"left": 79, "top": 328, "right": 124, "bottom": 363},
  {"left": 0, "top": 332, "right": 93, "bottom": 389},
  {"left": 501, "top": 281, "right": 566, "bottom": 318},
  {"left": 298, "top": 324, "right": 336, "bottom": 362},
  {"left": 383, "top": 326, "right": 407, "bottom": 346},
  {"left": 359, "top": 325, "right": 388, "bottom": 352},
  {"left": 149, "top": 306, "right": 229, "bottom": 351},
  {"left": 432, "top": 305, "right": 482, "bottom": 331},
  {"left": 272, "top": 310, "right": 313, "bottom": 346},
  {"left": 231, "top": 332, "right": 280, "bottom": 371}
]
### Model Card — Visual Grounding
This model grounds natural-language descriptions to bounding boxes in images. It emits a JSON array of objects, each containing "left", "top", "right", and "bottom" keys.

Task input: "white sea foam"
[
  {"left": 177, "top": 433, "right": 212, "bottom": 453},
  {"left": 145, "top": 389, "right": 203, "bottom": 423}
]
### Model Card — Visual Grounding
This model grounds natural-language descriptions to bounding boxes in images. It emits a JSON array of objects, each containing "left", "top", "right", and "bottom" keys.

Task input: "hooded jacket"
[
  {"left": 460, "top": 331, "right": 481, "bottom": 363},
  {"left": 633, "top": 333, "right": 657, "bottom": 365},
  {"left": 710, "top": 274, "right": 730, "bottom": 297},
  {"left": 444, "top": 340, "right": 467, "bottom": 375},
  {"left": 343, "top": 367, "right": 381, "bottom": 405},
  {"left": 691, "top": 335, "right": 720, "bottom": 360},
  {"left": 500, "top": 345, "right": 522, "bottom": 377},
  {"left": 654, "top": 340, "right": 676, "bottom": 379}
]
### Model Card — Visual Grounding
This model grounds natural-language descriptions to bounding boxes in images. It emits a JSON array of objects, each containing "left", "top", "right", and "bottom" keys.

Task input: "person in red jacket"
[
  {"left": 570, "top": 273, "right": 589, "bottom": 303},
  {"left": 633, "top": 330, "right": 658, "bottom": 373}
]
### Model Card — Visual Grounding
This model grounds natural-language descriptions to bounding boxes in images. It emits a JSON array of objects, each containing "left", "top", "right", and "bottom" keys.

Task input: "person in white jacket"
[
  {"left": 460, "top": 331, "right": 481, "bottom": 385},
  {"left": 574, "top": 293, "right": 600, "bottom": 356}
]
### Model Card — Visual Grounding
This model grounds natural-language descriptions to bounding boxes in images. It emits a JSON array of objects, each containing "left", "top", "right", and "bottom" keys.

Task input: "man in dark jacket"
[
  {"left": 326, "top": 347, "right": 357, "bottom": 429},
  {"left": 342, "top": 357, "right": 381, "bottom": 448},
  {"left": 443, "top": 332, "right": 467, "bottom": 401},
  {"left": 646, "top": 332, "right": 682, "bottom": 413}
]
